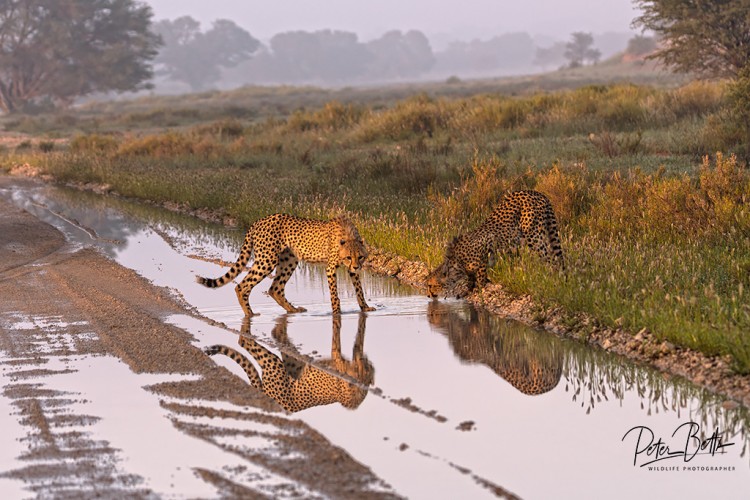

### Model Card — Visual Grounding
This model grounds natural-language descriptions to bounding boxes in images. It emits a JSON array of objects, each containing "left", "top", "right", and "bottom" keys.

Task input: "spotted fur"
[
  {"left": 204, "top": 315, "right": 373, "bottom": 412},
  {"left": 196, "top": 214, "right": 374, "bottom": 315},
  {"left": 426, "top": 190, "right": 564, "bottom": 298},
  {"left": 427, "top": 301, "right": 562, "bottom": 395}
]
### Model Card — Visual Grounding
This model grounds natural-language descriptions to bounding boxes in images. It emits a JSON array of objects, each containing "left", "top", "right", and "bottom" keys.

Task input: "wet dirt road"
[
  {"left": 0, "top": 178, "right": 397, "bottom": 499},
  {"left": 1, "top": 175, "right": 749, "bottom": 499}
]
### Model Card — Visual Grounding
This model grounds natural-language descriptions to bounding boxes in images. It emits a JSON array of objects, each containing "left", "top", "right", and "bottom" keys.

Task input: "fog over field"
[
  {"left": 144, "top": 0, "right": 646, "bottom": 89},
  {"left": 145, "top": 0, "right": 642, "bottom": 45}
]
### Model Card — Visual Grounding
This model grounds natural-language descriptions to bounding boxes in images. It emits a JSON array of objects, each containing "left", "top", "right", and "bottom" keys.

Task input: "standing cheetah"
[
  {"left": 426, "top": 190, "right": 564, "bottom": 298},
  {"left": 196, "top": 214, "right": 375, "bottom": 315}
]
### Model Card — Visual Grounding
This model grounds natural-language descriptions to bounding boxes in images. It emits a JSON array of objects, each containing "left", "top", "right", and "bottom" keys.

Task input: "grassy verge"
[{"left": 2, "top": 79, "right": 749, "bottom": 372}]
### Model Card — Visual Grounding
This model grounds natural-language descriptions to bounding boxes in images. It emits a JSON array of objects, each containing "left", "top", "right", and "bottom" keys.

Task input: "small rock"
[
  {"left": 456, "top": 421, "right": 475, "bottom": 431},
  {"left": 721, "top": 400, "right": 739, "bottom": 410}
]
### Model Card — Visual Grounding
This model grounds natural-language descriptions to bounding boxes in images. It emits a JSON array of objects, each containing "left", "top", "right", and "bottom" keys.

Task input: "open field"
[{"left": 2, "top": 67, "right": 749, "bottom": 374}]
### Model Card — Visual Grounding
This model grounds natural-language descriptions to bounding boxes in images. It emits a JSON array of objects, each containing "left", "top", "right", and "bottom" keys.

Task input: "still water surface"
[{"left": 1, "top": 180, "right": 748, "bottom": 499}]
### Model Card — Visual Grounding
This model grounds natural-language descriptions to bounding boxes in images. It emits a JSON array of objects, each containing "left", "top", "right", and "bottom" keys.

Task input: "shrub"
[
  {"left": 534, "top": 163, "right": 593, "bottom": 225},
  {"left": 427, "top": 155, "right": 528, "bottom": 232},
  {"left": 70, "top": 134, "right": 119, "bottom": 153},
  {"left": 588, "top": 131, "right": 642, "bottom": 158},
  {"left": 115, "top": 132, "right": 207, "bottom": 157},
  {"left": 287, "top": 101, "right": 367, "bottom": 132},
  {"left": 353, "top": 94, "right": 452, "bottom": 142},
  {"left": 699, "top": 152, "right": 750, "bottom": 235},
  {"left": 195, "top": 119, "right": 246, "bottom": 139},
  {"left": 667, "top": 81, "right": 725, "bottom": 119}
]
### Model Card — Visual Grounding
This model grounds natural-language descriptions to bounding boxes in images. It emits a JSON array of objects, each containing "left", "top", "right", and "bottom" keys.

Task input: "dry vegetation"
[{"left": 2, "top": 75, "right": 749, "bottom": 372}]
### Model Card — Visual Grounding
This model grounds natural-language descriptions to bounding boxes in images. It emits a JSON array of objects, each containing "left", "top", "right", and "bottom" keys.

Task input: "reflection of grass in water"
[
  {"left": 295, "top": 264, "right": 415, "bottom": 298},
  {"left": 48, "top": 184, "right": 244, "bottom": 255},
  {"left": 429, "top": 302, "right": 749, "bottom": 458},
  {"left": 563, "top": 341, "right": 749, "bottom": 459}
]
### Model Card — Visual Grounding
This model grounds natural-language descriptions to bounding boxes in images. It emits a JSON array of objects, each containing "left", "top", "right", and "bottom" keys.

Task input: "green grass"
[{"left": 2, "top": 76, "right": 749, "bottom": 373}]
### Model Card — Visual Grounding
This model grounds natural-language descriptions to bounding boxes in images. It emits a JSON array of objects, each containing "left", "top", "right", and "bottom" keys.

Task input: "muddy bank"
[{"left": 0, "top": 180, "right": 398, "bottom": 497}]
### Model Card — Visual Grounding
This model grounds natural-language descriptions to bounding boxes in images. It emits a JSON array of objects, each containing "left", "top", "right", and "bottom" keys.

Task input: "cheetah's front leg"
[
  {"left": 465, "top": 262, "right": 489, "bottom": 291},
  {"left": 326, "top": 263, "right": 342, "bottom": 314},
  {"left": 349, "top": 271, "right": 375, "bottom": 312}
]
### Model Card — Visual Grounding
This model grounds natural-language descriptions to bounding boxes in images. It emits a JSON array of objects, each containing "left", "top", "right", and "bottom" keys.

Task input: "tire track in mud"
[{"left": 0, "top": 191, "right": 400, "bottom": 498}]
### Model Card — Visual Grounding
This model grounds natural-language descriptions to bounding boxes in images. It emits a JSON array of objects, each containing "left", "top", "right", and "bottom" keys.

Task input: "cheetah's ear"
[{"left": 340, "top": 239, "right": 346, "bottom": 245}]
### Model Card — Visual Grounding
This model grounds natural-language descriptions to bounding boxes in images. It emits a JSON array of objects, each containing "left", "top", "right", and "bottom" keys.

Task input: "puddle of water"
[
  {"left": 3, "top": 313, "right": 95, "bottom": 355},
  {"left": 40, "top": 356, "right": 314, "bottom": 498},
  {"left": 26, "top": 355, "right": 220, "bottom": 497},
  {"left": 0, "top": 360, "right": 31, "bottom": 499},
  {"left": 0, "top": 346, "right": 320, "bottom": 498},
  {"left": 2, "top": 181, "right": 750, "bottom": 499}
]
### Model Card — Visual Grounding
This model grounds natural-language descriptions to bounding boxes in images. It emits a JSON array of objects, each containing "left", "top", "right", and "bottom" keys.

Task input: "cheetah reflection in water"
[
  {"left": 427, "top": 301, "right": 562, "bottom": 396},
  {"left": 204, "top": 314, "right": 374, "bottom": 412}
]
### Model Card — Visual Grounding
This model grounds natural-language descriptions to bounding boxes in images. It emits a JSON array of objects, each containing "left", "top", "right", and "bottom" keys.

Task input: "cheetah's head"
[
  {"left": 426, "top": 258, "right": 473, "bottom": 299},
  {"left": 426, "top": 237, "right": 473, "bottom": 299},
  {"left": 426, "top": 260, "right": 450, "bottom": 298},
  {"left": 336, "top": 218, "right": 368, "bottom": 274},
  {"left": 339, "top": 237, "right": 368, "bottom": 274}
]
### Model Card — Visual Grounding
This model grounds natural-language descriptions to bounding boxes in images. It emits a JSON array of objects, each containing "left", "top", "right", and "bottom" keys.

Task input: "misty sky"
[{"left": 144, "top": 0, "right": 643, "bottom": 46}]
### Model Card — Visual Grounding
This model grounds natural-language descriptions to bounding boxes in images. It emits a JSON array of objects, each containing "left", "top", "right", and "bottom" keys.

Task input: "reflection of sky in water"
[{"left": 1, "top": 181, "right": 749, "bottom": 499}]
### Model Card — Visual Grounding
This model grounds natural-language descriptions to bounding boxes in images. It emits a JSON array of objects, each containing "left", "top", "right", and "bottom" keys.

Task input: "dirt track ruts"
[{"left": 0, "top": 178, "right": 398, "bottom": 498}]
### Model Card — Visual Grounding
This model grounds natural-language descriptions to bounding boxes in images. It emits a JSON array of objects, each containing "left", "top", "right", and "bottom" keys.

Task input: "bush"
[
  {"left": 195, "top": 119, "right": 246, "bottom": 139},
  {"left": 353, "top": 94, "right": 452, "bottom": 142},
  {"left": 287, "top": 101, "right": 366, "bottom": 132},
  {"left": 534, "top": 164, "right": 593, "bottom": 225},
  {"left": 116, "top": 132, "right": 201, "bottom": 157},
  {"left": 70, "top": 134, "right": 119, "bottom": 153}
]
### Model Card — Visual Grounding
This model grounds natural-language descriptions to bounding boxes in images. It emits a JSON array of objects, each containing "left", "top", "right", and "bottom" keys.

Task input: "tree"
[
  {"left": 434, "top": 33, "right": 535, "bottom": 76},
  {"left": 633, "top": 0, "right": 750, "bottom": 78},
  {"left": 564, "top": 32, "right": 601, "bottom": 68},
  {"left": 365, "top": 30, "right": 434, "bottom": 80},
  {"left": 153, "top": 17, "right": 259, "bottom": 91},
  {"left": 0, "top": 0, "right": 161, "bottom": 113},
  {"left": 625, "top": 35, "right": 658, "bottom": 58},
  {"left": 533, "top": 42, "right": 567, "bottom": 71},
  {"left": 268, "top": 30, "right": 371, "bottom": 84}
]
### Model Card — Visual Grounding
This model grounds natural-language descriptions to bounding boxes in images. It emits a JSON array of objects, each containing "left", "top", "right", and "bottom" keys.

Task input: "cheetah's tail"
[
  {"left": 196, "top": 231, "right": 254, "bottom": 288},
  {"left": 204, "top": 344, "right": 261, "bottom": 388},
  {"left": 545, "top": 214, "right": 565, "bottom": 271}
]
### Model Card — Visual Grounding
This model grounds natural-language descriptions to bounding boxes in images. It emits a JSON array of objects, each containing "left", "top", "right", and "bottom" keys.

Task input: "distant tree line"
[
  {"left": 150, "top": 19, "right": 440, "bottom": 89},
  {"left": 432, "top": 33, "right": 536, "bottom": 77},
  {"left": 153, "top": 17, "right": 625, "bottom": 90},
  {"left": 230, "top": 28, "right": 435, "bottom": 86},
  {"left": 7, "top": 0, "right": 739, "bottom": 114}
]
